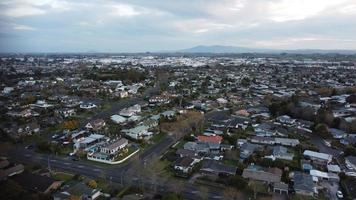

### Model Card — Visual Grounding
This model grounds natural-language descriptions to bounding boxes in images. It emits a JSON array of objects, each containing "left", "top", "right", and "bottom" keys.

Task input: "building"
[
  {"left": 100, "top": 138, "right": 128, "bottom": 155},
  {"left": 329, "top": 128, "right": 347, "bottom": 139},
  {"left": 122, "top": 125, "right": 151, "bottom": 140},
  {"left": 12, "top": 172, "right": 62, "bottom": 194},
  {"left": 74, "top": 134, "right": 106, "bottom": 150},
  {"left": 173, "top": 157, "right": 196, "bottom": 176},
  {"left": 303, "top": 150, "right": 332, "bottom": 166},
  {"left": 239, "top": 142, "right": 262, "bottom": 160},
  {"left": 292, "top": 172, "right": 316, "bottom": 196},
  {"left": 197, "top": 135, "right": 223, "bottom": 144},
  {"left": 200, "top": 160, "right": 237, "bottom": 176},
  {"left": 53, "top": 181, "right": 101, "bottom": 200},
  {"left": 85, "top": 119, "right": 106, "bottom": 131},
  {"left": 273, "top": 182, "right": 289, "bottom": 195},
  {"left": 242, "top": 164, "right": 282, "bottom": 183},
  {"left": 274, "top": 138, "right": 300, "bottom": 146},
  {"left": 110, "top": 115, "right": 127, "bottom": 124},
  {"left": 345, "top": 156, "right": 356, "bottom": 170}
]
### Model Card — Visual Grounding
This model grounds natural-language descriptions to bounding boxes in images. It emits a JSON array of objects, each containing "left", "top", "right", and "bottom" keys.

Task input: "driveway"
[{"left": 320, "top": 181, "right": 339, "bottom": 200}]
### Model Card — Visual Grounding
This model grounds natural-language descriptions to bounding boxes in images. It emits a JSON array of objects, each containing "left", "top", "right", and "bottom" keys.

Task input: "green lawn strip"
[{"left": 52, "top": 172, "right": 74, "bottom": 182}]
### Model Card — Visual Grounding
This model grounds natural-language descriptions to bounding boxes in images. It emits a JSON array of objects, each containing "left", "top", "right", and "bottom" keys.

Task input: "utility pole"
[{"left": 47, "top": 156, "right": 51, "bottom": 173}]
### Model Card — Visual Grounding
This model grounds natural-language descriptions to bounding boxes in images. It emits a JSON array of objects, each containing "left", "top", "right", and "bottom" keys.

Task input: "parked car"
[{"left": 336, "top": 191, "right": 343, "bottom": 199}]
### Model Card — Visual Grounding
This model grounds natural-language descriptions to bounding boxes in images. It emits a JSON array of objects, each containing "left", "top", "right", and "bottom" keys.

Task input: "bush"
[{"left": 88, "top": 180, "right": 97, "bottom": 189}]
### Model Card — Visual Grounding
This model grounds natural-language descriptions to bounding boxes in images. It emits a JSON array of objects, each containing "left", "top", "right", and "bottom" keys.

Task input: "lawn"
[
  {"left": 150, "top": 132, "right": 166, "bottom": 143},
  {"left": 52, "top": 172, "right": 74, "bottom": 182},
  {"left": 114, "top": 146, "right": 139, "bottom": 161}
]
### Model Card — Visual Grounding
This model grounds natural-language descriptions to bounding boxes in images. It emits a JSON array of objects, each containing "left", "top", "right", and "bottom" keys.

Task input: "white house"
[
  {"left": 100, "top": 138, "right": 128, "bottom": 155},
  {"left": 111, "top": 115, "right": 127, "bottom": 124}
]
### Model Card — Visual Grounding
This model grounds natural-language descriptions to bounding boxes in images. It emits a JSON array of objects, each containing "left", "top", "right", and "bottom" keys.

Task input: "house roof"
[
  {"left": 104, "top": 138, "right": 128, "bottom": 150},
  {"left": 197, "top": 135, "right": 223, "bottom": 143},
  {"left": 174, "top": 157, "right": 194, "bottom": 167},
  {"left": 176, "top": 149, "right": 196, "bottom": 157},
  {"left": 303, "top": 150, "right": 332, "bottom": 161},
  {"left": 11, "top": 172, "right": 58, "bottom": 193},
  {"left": 293, "top": 172, "right": 315, "bottom": 193},
  {"left": 201, "top": 160, "right": 237, "bottom": 175},
  {"left": 346, "top": 156, "right": 356, "bottom": 166}
]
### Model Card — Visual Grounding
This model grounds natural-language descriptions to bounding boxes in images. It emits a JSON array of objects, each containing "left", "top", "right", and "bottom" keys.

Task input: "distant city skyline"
[{"left": 1, "top": 0, "right": 356, "bottom": 53}]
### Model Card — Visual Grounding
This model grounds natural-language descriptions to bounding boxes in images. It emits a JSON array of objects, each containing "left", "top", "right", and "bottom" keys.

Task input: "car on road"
[
  {"left": 25, "top": 145, "right": 33, "bottom": 149},
  {"left": 336, "top": 191, "right": 343, "bottom": 199},
  {"left": 52, "top": 134, "right": 60, "bottom": 139},
  {"left": 71, "top": 157, "right": 79, "bottom": 161}
]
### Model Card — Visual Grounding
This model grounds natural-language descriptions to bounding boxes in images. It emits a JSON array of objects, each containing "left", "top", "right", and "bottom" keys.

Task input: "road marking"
[
  {"left": 93, "top": 169, "right": 101, "bottom": 171},
  {"left": 50, "top": 160, "right": 57, "bottom": 162},
  {"left": 64, "top": 162, "right": 70, "bottom": 165},
  {"left": 78, "top": 165, "right": 84, "bottom": 168}
]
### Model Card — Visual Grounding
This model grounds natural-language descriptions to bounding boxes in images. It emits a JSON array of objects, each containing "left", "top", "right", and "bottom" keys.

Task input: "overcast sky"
[{"left": 1, "top": 0, "right": 356, "bottom": 52}]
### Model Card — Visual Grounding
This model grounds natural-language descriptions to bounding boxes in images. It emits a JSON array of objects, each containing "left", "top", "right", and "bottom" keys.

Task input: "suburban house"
[
  {"left": 12, "top": 172, "right": 62, "bottom": 194},
  {"left": 292, "top": 172, "right": 316, "bottom": 196},
  {"left": 197, "top": 135, "right": 223, "bottom": 144},
  {"left": 85, "top": 119, "right": 106, "bottom": 131},
  {"left": 119, "top": 104, "right": 141, "bottom": 117},
  {"left": 250, "top": 136, "right": 275, "bottom": 145},
  {"left": 173, "top": 157, "right": 197, "bottom": 176},
  {"left": 100, "top": 138, "right": 128, "bottom": 155},
  {"left": 74, "top": 134, "right": 106, "bottom": 150},
  {"left": 276, "top": 115, "right": 296, "bottom": 125},
  {"left": 329, "top": 128, "right": 347, "bottom": 139},
  {"left": 242, "top": 164, "right": 282, "bottom": 183},
  {"left": 274, "top": 138, "right": 300, "bottom": 147},
  {"left": 345, "top": 156, "right": 356, "bottom": 170},
  {"left": 110, "top": 115, "right": 127, "bottom": 124},
  {"left": 53, "top": 181, "right": 101, "bottom": 200},
  {"left": 176, "top": 149, "right": 197, "bottom": 158},
  {"left": 56, "top": 108, "right": 76, "bottom": 118},
  {"left": 122, "top": 125, "right": 151, "bottom": 140},
  {"left": 273, "top": 182, "right": 289, "bottom": 195},
  {"left": 265, "top": 146, "right": 294, "bottom": 161},
  {"left": 239, "top": 142, "right": 262, "bottom": 160},
  {"left": 303, "top": 150, "right": 332, "bottom": 166},
  {"left": 80, "top": 102, "right": 97, "bottom": 109},
  {"left": 200, "top": 160, "right": 237, "bottom": 176},
  {"left": 0, "top": 164, "right": 24, "bottom": 181},
  {"left": 249, "top": 136, "right": 300, "bottom": 147}
]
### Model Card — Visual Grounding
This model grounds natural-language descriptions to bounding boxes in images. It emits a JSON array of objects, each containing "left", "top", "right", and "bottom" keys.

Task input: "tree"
[
  {"left": 228, "top": 175, "right": 248, "bottom": 189},
  {"left": 61, "top": 120, "right": 79, "bottom": 130},
  {"left": 346, "top": 94, "right": 356, "bottom": 104},
  {"left": 240, "top": 77, "right": 251, "bottom": 87},
  {"left": 88, "top": 180, "right": 97, "bottom": 188},
  {"left": 162, "top": 192, "right": 181, "bottom": 200},
  {"left": 316, "top": 107, "right": 334, "bottom": 126},
  {"left": 314, "top": 123, "right": 331, "bottom": 139},
  {"left": 223, "top": 187, "right": 241, "bottom": 200}
]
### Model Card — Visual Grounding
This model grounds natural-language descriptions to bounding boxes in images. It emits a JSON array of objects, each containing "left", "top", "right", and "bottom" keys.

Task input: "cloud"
[
  {"left": 0, "top": 0, "right": 72, "bottom": 18},
  {"left": 12, "top": 24, "right": 36, "bottom": 31},
  {"left": 108, "top": 4, "right": 141, "bottom": 17},
  {"left": 1, "top": 0, "right": 356, "bottom": 52},
  {"left": 2, "top": 5, "right": 46, "bottom": 17},
  {"left": 174, "top": 19, "right": 234, "bottom": 34}
]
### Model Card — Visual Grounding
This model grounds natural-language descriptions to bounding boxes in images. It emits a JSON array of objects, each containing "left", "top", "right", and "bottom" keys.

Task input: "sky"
[{"left": 1, "top": 0, "right": 356, "bottom": 52}]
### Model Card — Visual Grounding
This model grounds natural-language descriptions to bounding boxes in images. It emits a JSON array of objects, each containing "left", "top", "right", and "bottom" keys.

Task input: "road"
[
  {"left": 308, "top": 134, "right": 342, "bottom": 157},
  {"left": 5, "top": 134, "right": 229, "bottom": 200},
  {"left": 79, "top": 97, "right": 144, "bottom": 126}
]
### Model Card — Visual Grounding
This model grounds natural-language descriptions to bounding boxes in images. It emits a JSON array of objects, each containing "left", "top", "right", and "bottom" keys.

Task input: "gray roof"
[
  {"left": 293, "top": 172, "right": 315, "bottom": 194},
  {"left": 201, "top": 160, "right": 237, "bottom": 175},
  {"left": 346, "top": 156, "right": 356, "bottom": 166}
]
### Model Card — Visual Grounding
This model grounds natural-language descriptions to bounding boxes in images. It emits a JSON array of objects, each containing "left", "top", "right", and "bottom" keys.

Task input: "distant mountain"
[
  {"left": 174, "top": 45, "right": 356, "bottom": 54},
  {"left": 176, "top": 45, "right": 265, "bottom": 53}
]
